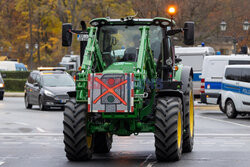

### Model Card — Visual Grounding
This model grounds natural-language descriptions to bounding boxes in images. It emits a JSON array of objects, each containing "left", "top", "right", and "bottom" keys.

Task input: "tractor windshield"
[{"left": 98, "top": 25, "right": 162, "bottom": 66}]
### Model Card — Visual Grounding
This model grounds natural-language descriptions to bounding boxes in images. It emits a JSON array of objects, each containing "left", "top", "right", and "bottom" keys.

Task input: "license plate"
[
  {"left": 77, "top": 34, "right": 88, "bottom": 41},
  {"left": 60, "top": 99, "right": 67, "bottom": 103}
]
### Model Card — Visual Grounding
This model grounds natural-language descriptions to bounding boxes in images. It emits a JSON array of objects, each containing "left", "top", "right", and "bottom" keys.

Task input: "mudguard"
[{"left": 181, "top": 66, "right": 193, "bottom": 94}]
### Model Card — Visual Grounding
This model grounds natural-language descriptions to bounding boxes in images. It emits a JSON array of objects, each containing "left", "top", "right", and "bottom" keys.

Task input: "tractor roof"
[{"left": 90, "top": 17, "right": 176, "bottom": 27}]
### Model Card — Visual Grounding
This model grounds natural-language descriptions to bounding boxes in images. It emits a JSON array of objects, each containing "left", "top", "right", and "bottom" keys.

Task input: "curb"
[
  {"left": 194, "top": 105, "right": 219, "bottom": 110},
  {"left": 4, "top": 92, "right": 25, "bottom": 97}
]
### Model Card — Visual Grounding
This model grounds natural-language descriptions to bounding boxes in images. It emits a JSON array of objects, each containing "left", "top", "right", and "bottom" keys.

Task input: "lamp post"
[
  {"left": 26, "top": 43, "right": 38, "bottom": 70},
  {"left": 220, "top": 20, "right": 249, "bottom": 54}
]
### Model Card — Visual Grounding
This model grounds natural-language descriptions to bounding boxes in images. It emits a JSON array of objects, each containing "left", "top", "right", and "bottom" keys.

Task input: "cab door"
[{"left": 240, "top": 68, "right": 250, "bottom": 111}]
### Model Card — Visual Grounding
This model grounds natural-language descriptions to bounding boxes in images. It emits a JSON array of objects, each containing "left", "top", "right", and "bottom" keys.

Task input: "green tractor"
[{"left": 62, "top": 16, "right": 195, "bottom": 161}]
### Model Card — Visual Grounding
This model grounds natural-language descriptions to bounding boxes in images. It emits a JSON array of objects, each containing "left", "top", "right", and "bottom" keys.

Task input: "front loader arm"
[
  {"left": 136, "top": 26, "right": 156, "bottom": 81},
  {"left": 76, "top": 27, "right": 106, "bottom": 102},
  {"left": 81, "top": 27, "right": 106, "bottom": 73},
  {"left": 134, "top": 26, "right": 157, "bottom": 120}
]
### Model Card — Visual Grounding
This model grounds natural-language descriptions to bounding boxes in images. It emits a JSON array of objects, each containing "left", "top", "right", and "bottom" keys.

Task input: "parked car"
[
  {"left": 0, "top": 73, "right": 4, "bottom": 100},
  {"left": 221, "top": 65, "right": 250, "bottom": 118},
  {"left": 24, "top": 67, "right": 75, "bottom": 110},
  {"left": 200, "top": 55, "right": 250, "bottom": 111},
  {"left": 0, "top": 61, "right": 27, "bottom": 71},
  {"left": 175, "top": 46, "right": 215, "bottom": 97}
]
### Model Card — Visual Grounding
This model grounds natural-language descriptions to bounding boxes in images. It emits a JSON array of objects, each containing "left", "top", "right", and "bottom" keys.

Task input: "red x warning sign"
[{"left": 88, "top": 73, "right": 134, "bottom": 113}]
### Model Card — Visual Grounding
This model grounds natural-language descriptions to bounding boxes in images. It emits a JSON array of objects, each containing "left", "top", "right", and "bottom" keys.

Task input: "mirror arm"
[
  {"left": 69, "top": 29, "right": 83, "bottom": 34},
  {"left": 166, "top": 28, "right": 183, "bottom": 36}
]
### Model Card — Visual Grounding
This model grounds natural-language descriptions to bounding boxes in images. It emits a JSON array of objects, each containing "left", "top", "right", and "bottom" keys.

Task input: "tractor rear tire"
[
  {"left": 63, "top": 98, "right": 93, "bottom": 161},
  {"left": 94, "top": 133, "right": 113, "bottom": 153},
  {"left": 182, "top": 76, "right": 194, "bottom": 153},
  {"left": 154, "top": 97, "right": 183, "bottom": 161}
]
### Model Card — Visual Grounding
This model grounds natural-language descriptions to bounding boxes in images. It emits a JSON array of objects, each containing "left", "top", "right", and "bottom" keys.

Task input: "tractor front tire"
[
  {"left": 154, "top": 97, "right": 183, "bottom": 161},
  {"left": 63, "top": 98, "right": 93, "bottom": 161},
  {"left": 94, "top": 133, "right": 113, "bottom": 153},
  {"left": 182, "top": 76, "right": 194, "bottom": 153}
]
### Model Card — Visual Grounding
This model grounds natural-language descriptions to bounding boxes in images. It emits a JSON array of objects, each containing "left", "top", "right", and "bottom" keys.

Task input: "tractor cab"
[{"left": 88, "top": 18, "right": 175, "bottom": 73}]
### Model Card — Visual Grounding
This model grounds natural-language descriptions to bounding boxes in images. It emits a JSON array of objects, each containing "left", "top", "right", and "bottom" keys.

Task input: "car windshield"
[
  {"left": 42, "top": 74, "right": 75, "bottom": 87},
  {"left": 99, "top": 25, "right": 162, "bottom": 65}
]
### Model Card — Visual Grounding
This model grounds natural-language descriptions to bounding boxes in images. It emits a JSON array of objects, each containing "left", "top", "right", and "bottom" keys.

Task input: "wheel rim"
[
  {"left": 226, "top": 102, "right": 233, "bottom": 115},
  {"left": 177, "top": 111, "right": 182, "bottom": 149},
  {"left": 87, "top": 135, "right": 92, "bottom": 149},
  {"left": 189, "top": 90, "right": 194, "bottom": 137}
]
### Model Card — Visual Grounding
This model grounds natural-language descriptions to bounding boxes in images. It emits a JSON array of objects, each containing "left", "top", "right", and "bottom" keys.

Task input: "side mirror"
[
  {"left": 62, "top": 23, "right": 73, "bottom": 47},
  {"left": 33, "top": 82, "right": 39, "bottom": 87},
  {"left": 175, "top": 57, "right": 182, "bottom": 63},
  {"left": 183, "top": 21, "right": 194, "bottom": 45}
]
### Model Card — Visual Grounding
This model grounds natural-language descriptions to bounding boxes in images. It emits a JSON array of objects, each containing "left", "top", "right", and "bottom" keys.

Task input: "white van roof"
[
  {"left": 203, "top": 55, "right": 250, "bottom": 61},
  {"left": 175, "top": 47, "right": 215, "bottom": 55},
  {"left": 0, "top": 61, "right": 18, "bottom": 64},
  {"left": 225, "top": 65, "right": 250, "bottom": 69}
]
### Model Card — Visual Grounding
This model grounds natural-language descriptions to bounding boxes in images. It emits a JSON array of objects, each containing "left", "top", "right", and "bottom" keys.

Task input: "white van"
[
  {"left": 175, "top": 46, "right": 215, "bottom": 96},
  {"left": 0, "top": 61, "right": 27, "bottom": 71},
  {"left": 221, "top": 65, "right": 250, "bottom": 118},
  {"left": 200, "top": 55, "right": 250, "bottom": 108}
]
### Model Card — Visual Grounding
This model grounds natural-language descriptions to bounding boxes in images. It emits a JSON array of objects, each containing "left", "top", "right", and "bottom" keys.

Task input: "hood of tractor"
[{"left": 102, "top": 62, "right": 136, "bottom": 74}]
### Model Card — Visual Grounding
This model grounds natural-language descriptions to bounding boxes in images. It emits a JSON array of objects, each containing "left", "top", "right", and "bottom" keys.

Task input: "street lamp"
[
  {"left": 25, "top": 43, "right": 38, "bottom": 70},
  {"left": 25, "top": 43, "right": 29, "bottom": 50},
  {"left": 243, "top": 20, "right": 249, "bottom": 31},
  {"left": 220, "top": 20, "right": 249, "bottom": 54},
  {"left": 34, "top": 43, "right": 38, "bottom": 49},
  {"left": 220, "top": 20, "right": 227, "bottom": 31}
]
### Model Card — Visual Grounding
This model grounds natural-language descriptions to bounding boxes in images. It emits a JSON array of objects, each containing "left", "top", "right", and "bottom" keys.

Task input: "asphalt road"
[{"left": 0, "top": 97, "right": 250, "bottom": 167}]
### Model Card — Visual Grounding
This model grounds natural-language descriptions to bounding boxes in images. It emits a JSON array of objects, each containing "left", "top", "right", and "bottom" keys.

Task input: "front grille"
[{"left": 56, "top": 95, "right": 69, "bottom": 100}]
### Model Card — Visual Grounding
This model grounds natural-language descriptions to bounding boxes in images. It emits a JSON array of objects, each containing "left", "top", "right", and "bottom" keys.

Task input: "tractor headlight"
[
  {"left": 44, "top": 90, "right": 54, "bottom": 97},
  {"left": 0, "top": 83, "right": 4, "bottom": 88}
]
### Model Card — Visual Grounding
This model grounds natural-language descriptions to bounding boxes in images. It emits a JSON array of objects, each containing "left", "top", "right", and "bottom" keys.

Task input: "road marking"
[
  {"left": 197, "top": 115, "right": 250, "bottom": 129},
  {"left": 196, "top": 134, "right": 250, "bottom": 137},
  {"left": 146, "top": 161, "right": 157, "bottom": 167},
  {"left": 0, "top": 133, "right": 250, "bottom": 138},
  {"left": 0, "top": 133, "right": 62, "bottom": 136},
  {"left": 223, "top": 142, "right": 245, "bottom": 145},
  {"left": 0, "top": 161, "right": 4, "bottom": 166},
  {"left": 30, "top": 142, "right": 50, "bottom": 145},
  {"left": 13, "top": 122, "right": 29, "bottom": 126},
  {"left": 2, "top": 142, "right": 23, "bottom": 145},
  {"left": 36, "top": 127, "right": 46, "bottom": 133},
  {"left": 140, "top": 154, "right": 152, "bottom": 167}
]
